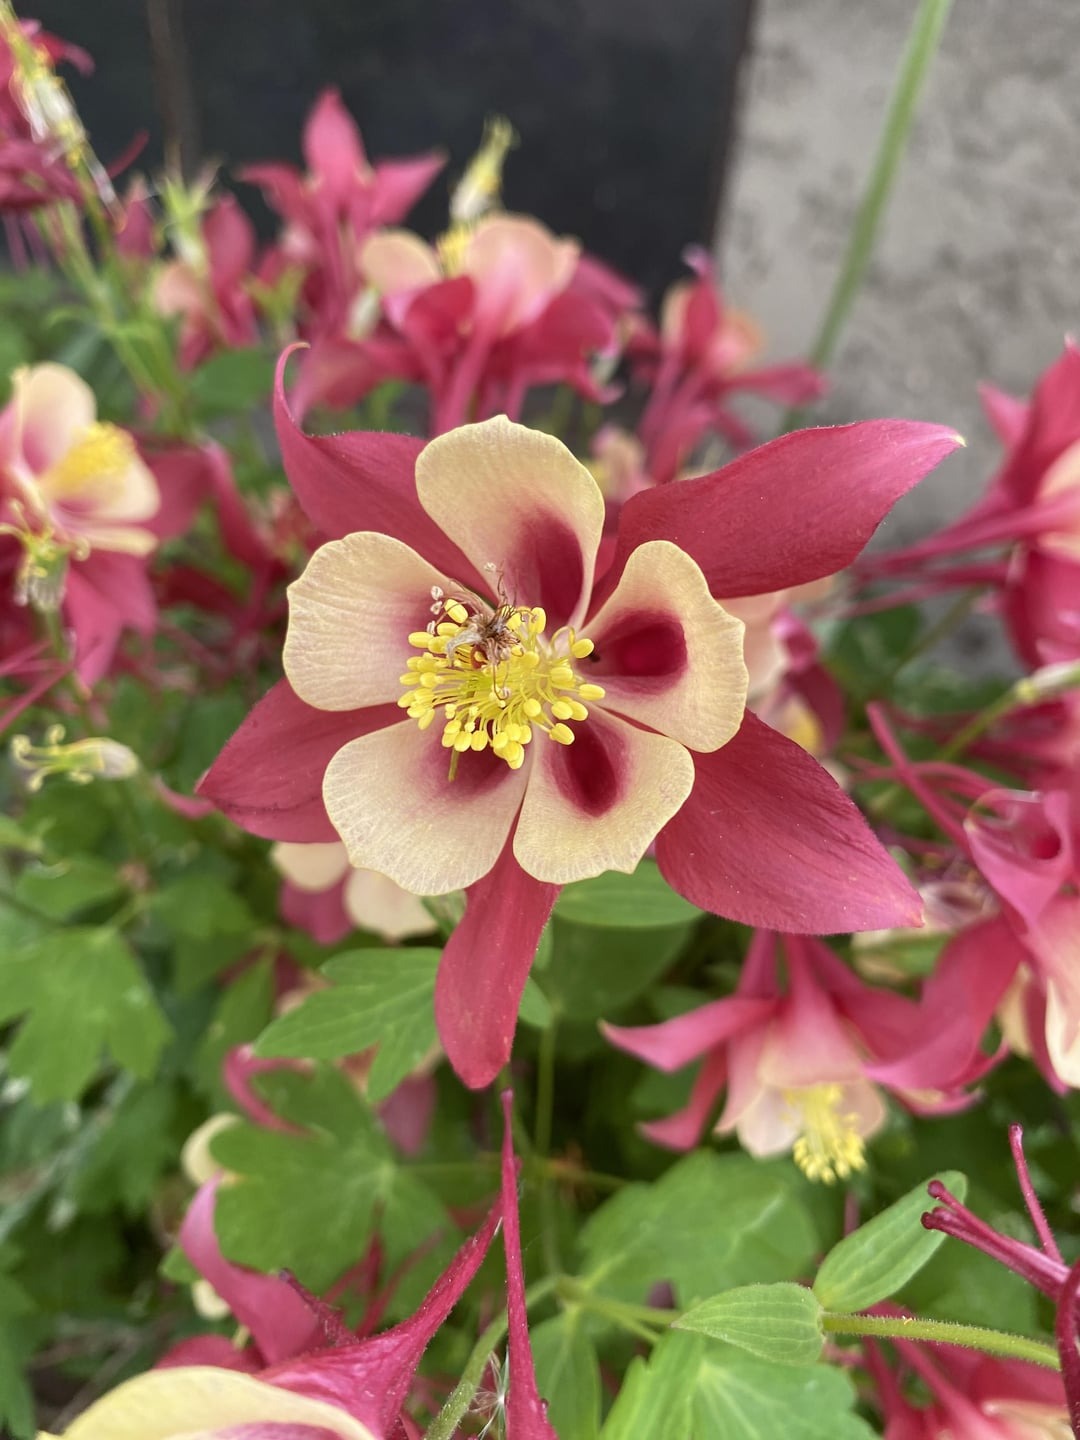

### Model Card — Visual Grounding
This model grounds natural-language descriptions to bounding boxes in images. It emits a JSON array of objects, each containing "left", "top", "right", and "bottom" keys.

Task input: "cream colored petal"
[
  {"left": 180, "top": 1113, "right": 239, "bottom": 1187},
  {"left": 271, "top": 839, "right": 351, "bottom": 891},
  {"left": 586, "top": 541, "right": 747, "bottom": 751},
  {"left": 11, "top": 362, "right": 96, "bottom": 475},
  {"left": 1038, "top": 436, "right": 1080, "bottom": 560},
  {"left": 56, "top": 1367, "right": 376, "bottom": 1440},
  {"left": 1046, "top": 979, "right": 1080, "bottom": 1086},
  {"left": 360, "top": 229, "right": 442, "bottom": 294},
  {"left": 84, "top": 452, "right": 161, "bottom": 525},
  {"left": 513, "top": 707, "right": 693, "bottom": 885},
  {"left": 465, "top": 214, "right": 579, "bottom": 332},
  {"left": 65, "top": 522, "right": 158, "bottom": 556},
  {"left": 415, "top": 416, "right": 604, "bottom": 629},
  {"left": 343, "top": 866, "right": 434, "bottom": 940},
  {"left": 323, "top": 719, "right": 526, "bottom": 895},
  {"left": 284, "top": 532, "right": 452, "bottom": 711},
  {"left": 730, "top": 1085, "right": 800, "bottom": 1158},
  {"left": 659, "top": 279, "right": 691, "bottom": 344}
]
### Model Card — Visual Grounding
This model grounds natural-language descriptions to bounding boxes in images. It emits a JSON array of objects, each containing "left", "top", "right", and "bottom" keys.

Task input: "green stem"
[
  {"left": 860, "top": 588, "right": 980, "bottom": 702},
  {"left": 783, "top": 0, "right": 954, "bottom": 426},
  {"left": 822, "top": 1312, "right": 1059, "bottom": 1370},
  {"left": 423, "top": 1276, "right": 558, "bottom": 1440},
  {"left": 535, "top": 1016, "right": 561, "bottom": 1275},
  {"left": 556, "top": 1276, "right": 677, "bottom": 1340}
]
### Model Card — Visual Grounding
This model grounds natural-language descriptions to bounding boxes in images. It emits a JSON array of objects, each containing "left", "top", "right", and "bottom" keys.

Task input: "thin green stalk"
[
  {"left": 535, "top": 1017, "right": 561, "bottom": 1274},
  {"left": 861, "top": 588, "right": 980, "bottom": 702},
  {"left": 822, "top": 1311, "right": 1059, "bottom": 1370},
  {"left": 783, "top": 0, "right": 954, "bottom": 427},
  {"left": 423, "top": 1276, "right": 558, "bottom": 1440}
]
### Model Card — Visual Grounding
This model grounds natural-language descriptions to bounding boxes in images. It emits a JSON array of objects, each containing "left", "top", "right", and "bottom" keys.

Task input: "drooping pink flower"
[
  {"left": 0, "top": 17, "right": 93, "bottom": 214},
  {"left": 198, "top": 356, "right": 959, "bottom": 1087},
  {"left": 0, "top": 362, "right": 162, "bottom": 681},
  {"left": 603, "top": 930, "right": 987, "bottom": 1175},
  {"left": 243, "top": 88, "right": 444, "bottom": 342},
  {"left": 628, "top": 247, "right": 824, "bottom": 483},
  {"left": 272, "top": 840, "right": 434, "bottom": 945}
]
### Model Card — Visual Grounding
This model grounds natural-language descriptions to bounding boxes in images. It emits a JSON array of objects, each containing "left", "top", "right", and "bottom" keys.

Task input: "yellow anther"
[
  {"left": 571, "top": 637, "right": 594, "bottom": 659},
  {"left": 42, "top": 423, "right": 135, "bottom": 503},
  {"left": 785, "top": 1084, "right": 868, "bottom": 1185},
  {"left": 398, "top": 594, "right": 602, "bottom": 773}
]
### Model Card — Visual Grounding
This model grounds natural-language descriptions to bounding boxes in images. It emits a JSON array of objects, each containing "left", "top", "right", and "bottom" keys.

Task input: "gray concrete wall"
[{"left": 720, "top": 0, "right": 1080, "bottom": 551}]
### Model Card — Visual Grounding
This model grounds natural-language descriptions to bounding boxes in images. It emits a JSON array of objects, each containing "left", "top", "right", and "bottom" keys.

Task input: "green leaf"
[
  {"left": 555, "top": 860, "right": 701, "bottom": 928},
  {"left": 0, "top": 816, "right": 43, "bottom": 856},
  {"left": 599, "top": 1331, "right": 699, "bottom": 1440},
  {"left": 581, "top": 1152, "right": 818, "bottom": 1305},
  {"left": 255, "top": 948, "right": 441, "bottom": 1102},
  {"left": 65, "top": 1084, "right": 180, "bottom": 1217},
  {"left": 692, "top": 1343, "right": 876, "bottom": 1439},
  {"left": 150, "top": 872, "right": 254, "bottom": 942},
  {"left": 15, "top": 856, "right": 123, "bottom": 919},
  {"left": 676, "top": 1283, "right": 824, "bottom": 1366},
  {"left": 518, "top": 974, "right": 554, "bottom": 1029},
  {"left": 211, "top": 1067, "right": 457, "bottom": 1305},
  {"left": 0, "top": 927, "right": 172, "bottom": 1101},
  {"left": 531, "top": 1313, "right": 601, "bottom": 1440},
  {"left": 813, "top": 1170, "right": 967, "bottom": 1313},
  {"left": 194, "top": 954, "right": 275, "bottom": 1101},
  {"left": 188, "top": 349, "right": 275, "bottom": 417},
  {"left": 542, "top": 917, "right": 692, "bottom": 1020}
]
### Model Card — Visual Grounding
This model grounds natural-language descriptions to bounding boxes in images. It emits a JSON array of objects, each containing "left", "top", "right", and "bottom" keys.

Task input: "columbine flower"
[
  {"left": 272, "top": 839, "right": 434, "bottom": 945},
  {"left": 153, "top": 193, "right": 260, "bottom": 369},
  {"left": 604, "top": 931, "right": 930, "bottom": 1179},
  {"left": 199, "top": 359, "right": 959, "bottom": 1086},
  {"left": 10, "top": 725, "right": 137, "bottom": 789},
  {"left": 628, "top": 247, "right": 824, "bottom": 482}
]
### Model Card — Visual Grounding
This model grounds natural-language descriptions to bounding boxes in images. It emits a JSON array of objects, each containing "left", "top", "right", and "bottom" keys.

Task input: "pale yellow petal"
[
  {"left": 343, "top": 867, "right": 434, "bottom": 940},
  {"left": 586, "top": 540, "right": 747, "bottom": 751},
  {"left": 284, "top": 532, "right": 452, "bottom": 711},
  {"left": 360, "top": 229, "right": 442, "bottom": 294},
  {"left": 464, "top": 213, "right": 579, "bottom": 331},
  {"left": 56, "top": 1367, "right": 376, "bottom": 1439},
  {"left": 415, "top": 416, "right": 604, "bottom": 629},
  {"left": 12, "top": 362, "right": 96, "bottom": 475},
  {"left": 271, "top": 839, "right": 351, "bottom": 892},
  {"left": 323, "top": 719, "right": 526, "bottom": 895},
  {"left": 513, "top": 708, "right": 693, "bottom": 884}
]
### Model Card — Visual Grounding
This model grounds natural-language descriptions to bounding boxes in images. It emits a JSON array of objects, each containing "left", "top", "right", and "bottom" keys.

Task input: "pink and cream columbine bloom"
[
  {"left": 272, "top": 839, "right": 433, "bottom": 945},
  {"left": 199, "top": 355, "right": 960, "bottom": 1088},
  {"left": 0, "top": 363, "right": 162, "bottom": 680}
]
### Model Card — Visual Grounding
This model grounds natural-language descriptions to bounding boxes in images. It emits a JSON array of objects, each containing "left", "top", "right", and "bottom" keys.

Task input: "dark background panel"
[{"left": 32, "top": 0, "right": 753, "bottom": 296}]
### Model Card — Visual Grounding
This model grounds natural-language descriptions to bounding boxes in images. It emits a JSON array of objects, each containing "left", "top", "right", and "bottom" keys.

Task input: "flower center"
[
  {"left": 397, "top": 595, "right": 604, "bottom": 772},
  {"left": 785, "top": 1083, "right": 867, "bottom": 1185},
  {"left": 41, "top": 422, "right": 136, "bottom": 504}
]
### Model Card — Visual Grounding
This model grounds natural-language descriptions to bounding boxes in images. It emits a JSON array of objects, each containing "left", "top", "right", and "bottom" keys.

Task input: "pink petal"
[
  {"left": 273, "top": 350, "right": 476, "bottom": 583},
  {"left": 302, "top": 89, "right": 370, "bottom": 196},
  {"left": 655, "top": 710, "right": 922, "bottom": 933},
  {"left": 265, "top": 1204, "right": 502, "bottom": 1433},
  {"left": 513, "top": 708, "right": 694, "bottom": 885},
  {"left": 602, "top": 994, "right": 776, "bottom": 1072},
  {"left": 435, "top": 836, "right": 560, "bottom": 1090},
  {"left": 323, "top": 719, "right": 527, "bottom": 895},
  {"left": 866, "top": 918, "right": 1022, "bottom": 1092},
  {"left": 370, "top": 154, "right": 447, "bottom": 227},
  {"left": 639, "top": 1049, "right": 729, "bottom": 1151},
  {"left": 966, "top": 787, "right": 1073, "bottom": 931},
  {"left": 178, "top": 1180, "right": 324, "bottom": 1365},
  {"left": 197, "top": 677, "right": 397, "bottom": 843},
  {"left": 414, "top": 415, "right": 605, "bottom": 629},
  {"left": 979, "top": 382, "right": 1029, "bottom": 451},
  {"left": 500, "top": 1091, "right": 559, "bottom": 1439},
  {"left": 998, "top": 340, "right": 1080, "bottom": 506},
  {"left": 64, "top": 550, "right": 155, "bottom": 684},
  {"left": 605, "top": 420, "right": 963, "bottom": 600},
  {"left": 155, "top": 1334, "right": 259, "bottom": 1371},
  {"left": 280, "top": 874, "right": 352, "bottom": 945},
  {"left": 584, "top": 539, "right": 747, "bottom": 751}
]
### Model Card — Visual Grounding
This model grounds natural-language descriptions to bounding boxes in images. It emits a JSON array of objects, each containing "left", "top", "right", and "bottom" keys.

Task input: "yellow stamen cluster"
[
  {"left": 42, "top": 423, "right": 136, "bottom": 503},
  {"left": 786, "top": 1083, "right": 867, "bottom": 1185},
  {"left": 398, "top": 603, "right": 605, "bottom": 771}
]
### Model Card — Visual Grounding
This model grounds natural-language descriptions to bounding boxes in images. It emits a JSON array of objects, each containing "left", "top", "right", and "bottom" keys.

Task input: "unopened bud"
[{"left": 11, "top": 728, "right": 139, "bottom": 790}]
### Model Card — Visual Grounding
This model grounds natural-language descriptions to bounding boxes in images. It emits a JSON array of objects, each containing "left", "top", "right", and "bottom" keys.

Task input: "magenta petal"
[
  {"left": 979, "top": 382, "right": 1029, "bottom": 451},
  {"left": 274, "top": 349, "right": 476, "bottom": 584},
  {"left": 197, "top": 677, "right": 397, "bottom": 842},
  {"left": 602, "top": 995, "right": 776, "bottom": 1072},
  {"left": 499, "top": 1092, "right": 559, "bottom": 1438},
  {"left": 155, "top": 1334, "right": 259, "bottom": 1372},
  {"left": 370, "top": 153, "right": 447, "bottom": 226},
  {"left": 656, "top": 711, "right": 922, "bottom": 933},
  {"left": 178, "top": 1180, "right": 323, "bottom": 1365},
  {"left": 606, "top": 420, "right": 962, "bottom": 599},
  {"left": 64, "top": 551, "right": 155, "bottom": 683},
  {"left": 867, "top": 918, "right": 1022, "bottom": 1092},
  {"left": 265, "top": 1203, "right": 502, "bottom": 1433},
  {"left": 639, "top": 1050, "right": 729, "bottom": 1151},
  {"left": 435, "top": 836, "right": 560, "bottom": 1090}
]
